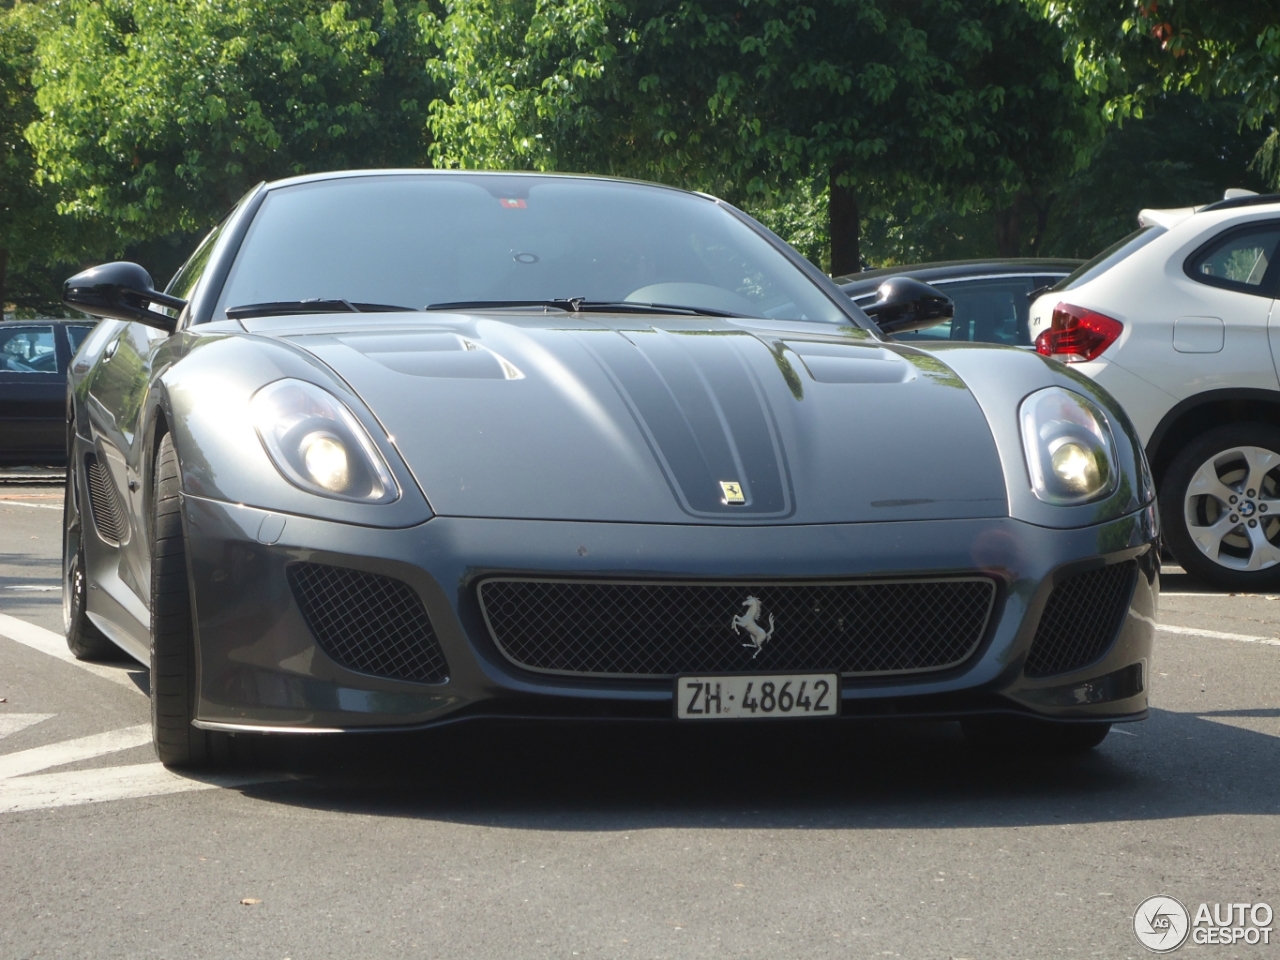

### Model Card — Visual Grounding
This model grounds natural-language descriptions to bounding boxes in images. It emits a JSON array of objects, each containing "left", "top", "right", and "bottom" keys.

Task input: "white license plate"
[{"left": 676, "top": 674, "right": 839, "bottom": 720}]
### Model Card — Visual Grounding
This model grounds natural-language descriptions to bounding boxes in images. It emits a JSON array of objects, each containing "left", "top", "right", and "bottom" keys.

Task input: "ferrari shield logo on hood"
[{"left": 720, "top": 481, "right": 745, "bottom": 505}]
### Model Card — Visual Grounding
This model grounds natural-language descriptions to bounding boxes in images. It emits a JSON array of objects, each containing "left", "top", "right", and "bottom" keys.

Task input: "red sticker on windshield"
[{"left": 499, "top": 198, "right": 527, "bottom": 209}]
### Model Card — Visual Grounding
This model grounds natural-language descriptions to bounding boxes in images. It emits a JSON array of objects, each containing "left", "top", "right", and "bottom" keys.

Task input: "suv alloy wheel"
[{"left": 1161, "top": 423, "right": 1280, "bottom": 589}]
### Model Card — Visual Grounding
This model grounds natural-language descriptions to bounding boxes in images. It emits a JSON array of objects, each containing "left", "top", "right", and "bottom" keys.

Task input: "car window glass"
[
  {"left": 1054, "top": 226, "right": 1165, "bottom": 292},
  {"left": 215, "top": 175, "right": 848, "bottom": 324},
  {"left": 895, "top": 277, "right": 1036, "bottom": 346},
  {"left": 66, "top": 323, "right": 97, "bottom": 355},
  {"left": 1187, "top": 226, "right": 1280, "bottom": 291},
  {"left": 0, "top": 325, "right": 58, "bottom": 374},
  {"left": 166, "top": 221, "right": 224, "bottom": 300}
]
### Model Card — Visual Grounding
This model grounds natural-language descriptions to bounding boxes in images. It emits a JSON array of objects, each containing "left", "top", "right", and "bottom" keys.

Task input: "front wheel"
[
  {"left": 150, "top": 432, "right": 232, "bottom": 768},
  {"left": 1161, "top": 423, "right": 1280, "bottom": 591}
]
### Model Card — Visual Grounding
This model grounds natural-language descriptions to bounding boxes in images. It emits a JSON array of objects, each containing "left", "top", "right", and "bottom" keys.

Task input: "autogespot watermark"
[{"left": 1133, "top": 896, "right": 1274, "bottom": 952}]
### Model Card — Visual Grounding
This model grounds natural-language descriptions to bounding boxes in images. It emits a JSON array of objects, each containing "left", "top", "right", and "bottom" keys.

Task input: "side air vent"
[
  {"left": 84, "top": 454, "right": 127, "bottom": 544},
  {"left": 1025, "top": 562, "right": 1138, "bottom": 678},
  {"left": 286, "top": 562, "right": 449, "bottom": 684}
]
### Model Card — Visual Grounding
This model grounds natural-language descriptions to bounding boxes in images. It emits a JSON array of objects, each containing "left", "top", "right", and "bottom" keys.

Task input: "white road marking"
[
  {"left": 4, "top": 585, "right": 60, "bottom": 592},
  {"left": 0, "top": 722, "right": 291, "bottom": 813},
  {"left": 0, "top": 714, "right": 55, "bottom": 739},
  {"left": 1162, "top": 591, "right": 1280, "bottom": 599},
  {"left": 0, "top": 724, "right": 151, "bottom": 780},
  {"left": 0, "top": 764, "right": 285, "bottom": 814},
  {"left": 2, "top": 501, "right": 62, "bottom": 511},
  {"left": 1157, "top": 624, "right": 1280, "bottom": 647},
  {"left": 0, "top": 612, "right": 146, "bottom": 694}
]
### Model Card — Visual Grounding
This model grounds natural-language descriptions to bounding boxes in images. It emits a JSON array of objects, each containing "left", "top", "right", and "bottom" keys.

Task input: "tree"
[
  {"left": 427, "top": 0, "right": 1100, "bottom": 272},
  {"left": 1032, "top": 0, "right": 1280, "bottom": 184},
  {"left": 27, "top": 0, "right": 442, "bottom": 247},
  {"left": 0, "top": 0, "right": 82, "bottom": 312},
  {"left": 847, "top": 92, "right": 1268, "bottom": 266}
]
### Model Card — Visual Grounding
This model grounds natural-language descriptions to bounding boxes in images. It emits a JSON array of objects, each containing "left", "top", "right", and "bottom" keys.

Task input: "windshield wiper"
[
  {"left": 226, "top": 299, "right": 417, "bottom": 320},
  {"left": 423, "top": 299, "right": 745, "bottom": 318}
]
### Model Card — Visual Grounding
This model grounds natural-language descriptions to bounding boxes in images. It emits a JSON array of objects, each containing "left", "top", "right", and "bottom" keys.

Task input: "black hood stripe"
[{"left": 578, "top": 328, "right": 793, "bottom": 518}]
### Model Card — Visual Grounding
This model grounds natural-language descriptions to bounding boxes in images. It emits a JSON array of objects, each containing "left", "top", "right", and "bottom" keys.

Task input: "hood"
[{"left": 253, "top": 313, "right": 1008, "bottom": 524}]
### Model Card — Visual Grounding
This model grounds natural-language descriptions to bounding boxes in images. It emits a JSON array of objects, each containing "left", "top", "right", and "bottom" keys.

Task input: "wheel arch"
[
  {"left": 1147, "top": 389, "right": 1280, "bottom": 488},
  {"left": 142, "top": 387, "right": 180, "bottom": 538}
]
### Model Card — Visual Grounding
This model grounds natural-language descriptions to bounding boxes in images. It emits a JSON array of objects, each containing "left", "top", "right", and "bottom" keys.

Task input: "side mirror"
[
  {"left": 63, "top": 261, "right": 186, "bottom": 333},
  {"left": 861, "top": 277, "right": 954, "bottom": 335}
]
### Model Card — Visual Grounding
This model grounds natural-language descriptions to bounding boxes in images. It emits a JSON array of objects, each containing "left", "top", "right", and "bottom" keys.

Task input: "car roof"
[
  {"left": 836, "top": 258, "right": 1082, "bottom": 294},
  {"left": 258, "top": 167, "right": 708, "bottom": 201}
]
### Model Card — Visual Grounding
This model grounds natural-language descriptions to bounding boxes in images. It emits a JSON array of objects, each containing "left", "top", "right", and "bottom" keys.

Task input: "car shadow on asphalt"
[
  {"left": 1159, "top": 568, "right": 1234, "bottom": 595},
  {"left": 230, "top": 706, "right": 1280, "bottom": 829}
]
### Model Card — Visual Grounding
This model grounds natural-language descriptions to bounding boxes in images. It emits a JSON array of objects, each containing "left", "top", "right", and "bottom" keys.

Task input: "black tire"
[
  {"left": 64, "top": 463, "right": 118, "bottom": 660},
  {"left": 150, "top": 432, "right": 231, "bottom": 768},
  {"left": 961, "top": 716, "right": 1112, "bottom": 756},
  {"left": 1161, "top": 422, "right": 1280, "bottom": 591}
]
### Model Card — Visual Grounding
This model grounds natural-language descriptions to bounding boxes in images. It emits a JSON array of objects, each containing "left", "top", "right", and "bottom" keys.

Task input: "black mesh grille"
[
  {"left": 478, "top": 578, "right": 996, "bottom": 677},
  {"left": 1025, "top": 562, "right": 1138, "bottom": 678},
  {"left": 85, "top": 455, "right": 126, "bottom": 544},
  {"left": 287, "top": 563, "right": 449, "bottom": 684}
]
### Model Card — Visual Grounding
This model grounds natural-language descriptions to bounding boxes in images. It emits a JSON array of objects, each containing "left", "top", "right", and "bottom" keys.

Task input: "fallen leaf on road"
[{"left": 240, "top": 898, "right": 262, "bottom": 905}]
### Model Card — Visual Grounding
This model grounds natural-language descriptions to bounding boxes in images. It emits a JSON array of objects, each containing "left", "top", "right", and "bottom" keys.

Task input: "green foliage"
[
  {"left": 1033, "top": 0, "right": 1280, "bottom": 184},
  {"left": 427, "top": 0, "right": 1102, "bottom": 270},
  {"left": 857, "top": 93, "right": 1269, "bottom": 266},
  {"left": 27, "top": 0, "right": 441, "bottom": 244},
  {"left": 0, "top": 0, "right": 88, "bottom": 310},
  {"left": 7, "top": 0, "right": 1268, "bottom": 306},
  {"left": 1039, "top": 93, "right": 1268, "bottom": 256},
  {"left": 747, "top": 178, "right": 830, "bottom": 271}
]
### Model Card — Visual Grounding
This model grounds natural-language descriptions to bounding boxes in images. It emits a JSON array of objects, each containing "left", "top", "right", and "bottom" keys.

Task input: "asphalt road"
[{"left": 2, "top": 484, "right": 1279, "bottom": 960}]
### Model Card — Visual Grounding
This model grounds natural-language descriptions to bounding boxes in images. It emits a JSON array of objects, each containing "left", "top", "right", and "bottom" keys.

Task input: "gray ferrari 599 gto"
[{"left": 60, "top": 170, "right": 1157, "bottom": 767}]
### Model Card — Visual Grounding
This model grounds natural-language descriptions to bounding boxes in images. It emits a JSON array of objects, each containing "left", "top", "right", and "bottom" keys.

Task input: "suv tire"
[{"left": 1161, "top": 422, "right": 1280, "bottom": 591}]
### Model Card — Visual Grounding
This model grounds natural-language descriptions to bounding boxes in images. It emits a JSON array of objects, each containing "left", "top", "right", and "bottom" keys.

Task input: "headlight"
[
  {"left": 250, "top": 379, "right": 398, "bottom": 503},
  {"left": 1020, "top": 386, "right": 1118, "bottom": 506}
]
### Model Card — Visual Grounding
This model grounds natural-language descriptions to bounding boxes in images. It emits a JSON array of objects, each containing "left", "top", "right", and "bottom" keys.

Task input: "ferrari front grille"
[
  {"left": 477, "top": 578, "right": 996, "bottom": 677},
  {"left": 287, "top": 563, "right": 449, "bottom": 684},
  {"left": 1025, "top": 561, "right": 1138, "bottom": 678},
  {"left": 84, "top": 454, "right": 126, "bottom": 544}
]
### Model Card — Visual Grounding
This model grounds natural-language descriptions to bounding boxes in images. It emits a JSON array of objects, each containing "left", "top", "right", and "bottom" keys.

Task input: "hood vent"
[
  {"left": 783, "top": 342, "right": 915, "bottom": 384},
  {"left": 337, "top": 332, "right": 522, "bottom": 380}
]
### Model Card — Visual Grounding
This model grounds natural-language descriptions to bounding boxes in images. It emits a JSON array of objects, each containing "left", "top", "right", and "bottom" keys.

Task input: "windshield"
[
  {"left": 1052, "top": 225, "right": 1166, "bottom": 292},
  {"left": 214, "top": 174, "right": 847, "bottom": 324}
]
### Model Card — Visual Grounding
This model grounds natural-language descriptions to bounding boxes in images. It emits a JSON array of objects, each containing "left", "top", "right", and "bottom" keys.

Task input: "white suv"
[{"left": 1029, "top": 191, "right": 1280, "bottom": 589}]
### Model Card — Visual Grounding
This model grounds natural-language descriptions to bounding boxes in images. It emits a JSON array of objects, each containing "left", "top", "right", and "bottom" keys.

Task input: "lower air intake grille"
[
  {"left": 85, "top": 455, "right": 126, "bottom": 544},
  {"left": 478, "top": 578, "right": 996, "bottom": 677},
  {"left": 287, "top": 563, "right": 449, "bottom": 684},
  {"left": 1025, "top": 562, "right": 1138, "bottom": 678}
]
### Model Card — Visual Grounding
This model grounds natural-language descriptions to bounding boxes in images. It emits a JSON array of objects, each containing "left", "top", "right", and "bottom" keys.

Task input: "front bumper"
[{"left": 182, "top": 496, "right": 1159, "bottom": 732}]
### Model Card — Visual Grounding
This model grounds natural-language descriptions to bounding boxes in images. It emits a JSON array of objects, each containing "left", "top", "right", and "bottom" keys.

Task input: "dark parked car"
[
  {"left": 0, "top": 319, "right": 97, "bottom": 466},
  {"left": 838, "top": 259, "right": 1082, "bottom": 347},
  {"left": 60, "top": 171, "right": 1155, "bottom": 768}
]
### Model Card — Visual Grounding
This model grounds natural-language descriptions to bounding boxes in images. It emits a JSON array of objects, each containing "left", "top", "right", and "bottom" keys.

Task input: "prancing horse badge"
[{"left": 720, "top": 481, "right": 745, "bottom": 505}]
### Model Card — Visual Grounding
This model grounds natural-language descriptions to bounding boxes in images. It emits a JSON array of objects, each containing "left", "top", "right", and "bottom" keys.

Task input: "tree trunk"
[
  {"left": 994, "top": 191, "right": 1051, "bottom": 257},
  {"left": 994, "top": 204, "right": 1021, "bottom": 258},
  {"left": 829, "top": 165, "right": 861, "bottom": 277},
  {"left": 0, "top": 248, "right": 8, "bottom": 320}
]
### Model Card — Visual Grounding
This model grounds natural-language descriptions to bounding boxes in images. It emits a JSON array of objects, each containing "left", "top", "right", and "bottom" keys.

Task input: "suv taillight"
[{"left": 1034, "top": 303, "right": 1123, "bottom": 362}]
